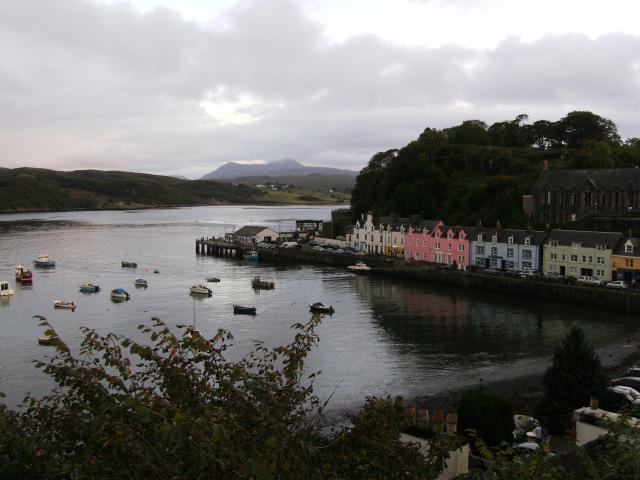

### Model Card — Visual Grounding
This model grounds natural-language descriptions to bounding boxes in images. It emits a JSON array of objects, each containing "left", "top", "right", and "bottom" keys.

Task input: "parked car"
[
  {"left": 607, "top": 386, "right": 640, "bottom": 405},
  {"left": 577, "top": 276, "right": 603, "bottom": 286},
  {"left": 606, "top": 280, "right": 628, "bottom": 289},
  {"left": 610, "top": 377, "right": 640, "bottom": 391},
  {"left": 518, "top": 270, "right": 535, "bottom": 278},
  {"left": 629, "top": 366, "right": 640, "bottom": 377}
]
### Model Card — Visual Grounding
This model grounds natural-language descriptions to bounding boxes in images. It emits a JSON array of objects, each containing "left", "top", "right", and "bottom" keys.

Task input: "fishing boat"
[
  {"left": 233, "top": 304, "right": 257, "bottom": 315},
  {"left": 121, "top": 261, "right": 137, "bottom": 268},
  {"left": 134, "top": 278, "right": 148, "bottom": 288},
  {"left": 33, "top": 255, "right": 55, "bottom": 267},
  {"left": 309, "top": 302, "right": 335, "bottom": 314},
  {"left": 190, "top": 284, "right": 212, "bottom": 296},
  {"left": 79, "top": 283, "right": 100, "bottom": 293},
  {"left": 153, "top": 269, "right": 160, "bottom": 274},
  {"left": 347, "top": 261, "right": 371, "bottom": 273},
  {"left": 53, "top": 300, "right": 76, "bottom": 311},
  {"left": 244, "top": 250, "right": 259, "bottom": 261},
  {"left": 0, "top": 281, "right": 14, "bottom": 296},
  {"left": 38, "top": 336, "right": 54, "bottom": 346},
  {"left": 251, "top": 276, "right": 275, "bottom": 290},
  {"left": 111, "top": 288, "right": 130, "bottom": 301},
  {"left": 206, "top": 276, "right": 221, "bottom": 283},
  {"left": 15, "top": 263, "right": 33, "bottom": 283}
]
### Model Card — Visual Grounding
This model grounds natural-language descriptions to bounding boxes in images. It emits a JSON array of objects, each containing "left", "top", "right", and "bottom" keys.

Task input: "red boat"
[{"left": 15, "top": 263, "right": 33, "bottom": 283}]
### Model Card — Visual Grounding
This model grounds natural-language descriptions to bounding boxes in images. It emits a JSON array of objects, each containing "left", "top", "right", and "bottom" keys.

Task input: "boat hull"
[
  {"left": 53, "top": 301, "right": 76, "bottom": 311},
  {"left": 34, "top": 261, "right": 55, "bottom": 268},
  {"left": 233, "top": 305, "right": 257, "bottom": 315}
]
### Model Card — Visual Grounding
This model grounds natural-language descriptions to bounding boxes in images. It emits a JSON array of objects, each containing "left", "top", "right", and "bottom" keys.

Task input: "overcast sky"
[{"left": 2, "top": 0, "right": 640, "bottom": 178}]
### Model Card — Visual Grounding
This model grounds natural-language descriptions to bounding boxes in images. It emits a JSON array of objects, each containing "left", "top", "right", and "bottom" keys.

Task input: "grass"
[{"left": 259, "top": 187, "right": 351, "bottom": 204}]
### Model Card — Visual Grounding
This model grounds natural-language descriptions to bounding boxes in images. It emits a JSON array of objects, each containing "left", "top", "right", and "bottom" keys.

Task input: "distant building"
[
  {"left": 469, "top": 227, "right": 546, "bottom": 272},
  {"left": 542, "top": 230, "right": 623, "bottom": 281},
  {"left": 226, "top": 225, "right": 279, "bottom": 244},
  {"left": 612, "top": 237, "right": 640, "bottom": 284},
  {"left": 296, "top": 220, "right": 323, "bottom": 234},
  {"left": 529, "top": 167, "right": 640, "bottom": 224}
]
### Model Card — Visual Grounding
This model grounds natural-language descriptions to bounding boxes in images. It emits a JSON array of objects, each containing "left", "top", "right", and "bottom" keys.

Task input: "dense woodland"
[
  {"left": 351, "top": 111, "right": 640, "bottom": 228},
  {"left": 0, "top": 168, "right": 265, "bottom": 211}
]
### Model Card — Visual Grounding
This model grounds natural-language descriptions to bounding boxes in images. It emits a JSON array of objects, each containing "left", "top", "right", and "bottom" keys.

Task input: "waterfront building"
[
  {"left": 404, "top": 222, "right": 470, "bottom": 268},
  {"left": 542, "top": 230, "right": 623, "bottom": 281},
  {"left": 527, "top": 167, "right": 640, "bottom": 224},
  {"left": 469, "top": 227, "right": 547, "bottom": 272},
  {"left": 296, "top": 219, "right": 323, "bottom": 236},
  {"left": 612, "top": 238, "right": 640, "bottom": 284},
  {"left": 351, "top": 213, "right": 409, "bottom": 255},
  {"left": 226, "top": 225, "right": 279, "bottom": 244}
]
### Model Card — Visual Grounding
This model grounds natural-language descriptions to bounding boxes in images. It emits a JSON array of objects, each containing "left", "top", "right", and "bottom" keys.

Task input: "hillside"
[
  {"left": 0, "top": 168, "right": 265, "bottom": 212},
  {"left": 228, "top": 173, "right": 355, "bottom": 191},
  {"left": 202, "top": 159, "right": 358, "bottom": 181},
  {"left": 351, "top": 111, "right": 640, "bottom": 228}
]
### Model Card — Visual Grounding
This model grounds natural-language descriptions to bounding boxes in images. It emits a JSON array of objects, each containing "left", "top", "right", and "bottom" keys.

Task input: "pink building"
[{"left": 404, "top": 222, "right": 470, "bottom": 268}]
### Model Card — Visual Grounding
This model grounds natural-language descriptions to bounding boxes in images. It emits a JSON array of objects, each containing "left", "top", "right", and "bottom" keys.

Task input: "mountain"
[
  {"left": 201, "top": 159, "right": 358, "bottom": 180},
  {"left": 0, "top": 168, "right": 265, "bottom": 212}
]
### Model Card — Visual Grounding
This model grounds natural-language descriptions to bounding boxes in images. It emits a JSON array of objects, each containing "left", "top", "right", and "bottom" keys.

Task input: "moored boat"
[
  {"left": 0, "top": 281, "right": 14, "bottom": 296},
  {"left": 79, "top": 283, "right": 100, "bottom": 293},
  {"left": 153, "top": 269, "right": 160, "bottom": 274},
  {"left": 206, "top": 276, "right": 221, "bottom": 283},
  {"left": 347, "top": 261, "right": 371, "bottom": 273},
  {"left": 190, "top": 284, "right": 212, "bottom": 296},
  {"left": 233, "top": 304, "right": 257, "bottom": 315},
  {"left": 244, "top": 250, "right": 259, "bottom": 261},
  {"left": 38, "top": 336, "right": 54, "bottom": 346},
  {"left": 111, "top": 288, "right": 130, "bottom": 301},
  {"left": 309, "top": 302, "right": 334, "bottom": 314},
  {"left": 53, "top": 300, "right": 76, "bottom": 311},
  {"left": 15, "top": 263, "right": 33, "bottom": 282},
  {"left": 121, "top": 261, "right": 137, "bottom": 268},
  {"left": 134, "top": 278, "right": 148, "bottom": 288},
  {"left": 33, "top": 255, "right": 55, "bottom": 267},
  {"left": 251, "top": 276, "right": 275, "bottom": 290}
]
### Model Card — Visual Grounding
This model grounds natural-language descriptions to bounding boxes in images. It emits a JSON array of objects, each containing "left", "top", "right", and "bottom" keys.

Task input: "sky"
[{"left": 2, "top": 0, "right": 640, "bottom": 178}]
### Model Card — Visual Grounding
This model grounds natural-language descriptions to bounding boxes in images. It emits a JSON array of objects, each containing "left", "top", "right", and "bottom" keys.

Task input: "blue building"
[{"left": 469, "top": 228, "right": 547, "bottom": 272}]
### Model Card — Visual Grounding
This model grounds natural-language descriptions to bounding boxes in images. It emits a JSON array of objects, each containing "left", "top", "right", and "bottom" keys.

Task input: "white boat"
[
  {"left": 79, "top": 283, "right": 100, "bottom": 293},
  {"left": 244, "top": 250, "right": 259, "bottom": 260},
  {"left": 33, "top": 254, "right": 55, "bottom": 267},
  {"left": 347, "top": 261, "right": 371, "bottom": 272},
  {"left": 111, "top": 288, "right": 130, "bottom": 301},
  {"left": 190, "top": 284, "right": 212, "bottom": 296},
  {"left": 53, "top": 300, "right": 76, "bottom": 311},
  {"left": 0, "top": 281, "right": 14, "bottom": 296}
]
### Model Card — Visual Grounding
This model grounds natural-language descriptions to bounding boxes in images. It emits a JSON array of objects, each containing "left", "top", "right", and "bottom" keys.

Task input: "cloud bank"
[{"left": 1, "top": 0, "right": 640, "bottom": 177}]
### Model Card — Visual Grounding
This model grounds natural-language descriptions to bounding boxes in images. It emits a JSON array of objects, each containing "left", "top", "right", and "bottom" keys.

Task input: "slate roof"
[
  {"left": 534, "top": 168, "right": 640, "bottom": 191},
  {"left": 345, "top": 225, "right": 354, "bottom": 235},
  {"left": 411, "top": 219, "right": 443, "bottom": 232},
  {"left": 379, "top": 216, "right": 410, "bottom": 231},
  {"left": 544, "top": 229, "right": 623, "bottom": 249},
  {"left": 613, "top": 237, "right": 640, "bottom": 256},
  {"left": 468, "top": 227, "right": 547, "bottom": 245},
  {"left": 233, "top": 225, "right": 274, "bottom": 237}
]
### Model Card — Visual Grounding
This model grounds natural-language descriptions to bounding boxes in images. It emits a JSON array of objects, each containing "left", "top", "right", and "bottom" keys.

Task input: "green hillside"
[
  {"left": 0, "top": 168, "right": 266, "bottom": 212},
  {"left": 351, "top": 111, "right": 640, "bottom": 228}
]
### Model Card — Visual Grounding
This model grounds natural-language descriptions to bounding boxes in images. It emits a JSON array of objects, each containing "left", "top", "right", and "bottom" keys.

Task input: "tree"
[
  {"left": 536, "top": 326, "right": 607, "bottom": 433},
  {"left": 558, "top": 111, "right": 620, "bottom": 148},
  {"left": 457, "top": 389, "right": 514, "bottom": 447}
]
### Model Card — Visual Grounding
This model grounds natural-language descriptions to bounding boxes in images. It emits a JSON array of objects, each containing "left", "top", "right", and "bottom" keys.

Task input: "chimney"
[
  {"left": 590, "top": 396, "right": 599, "bottom": 410},
  {"left": 446, "top": 412, "right": 458, "bottom": 436},
  {"left": 496, "top": 219, "right": 502, "bottom": 231},
  {"left": 544, "top": 159, "right": 549, "bottom": 171},
  {"left": 432, "top": 409, "right": 444, "bottom": 434}
]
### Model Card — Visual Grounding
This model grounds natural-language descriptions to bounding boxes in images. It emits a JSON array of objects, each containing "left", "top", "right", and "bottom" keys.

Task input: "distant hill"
[
  {"left": 229, "top": 173, "right": 355, "bottom": 191},
  {"left": 202, "top": 159, "right": 358, "bottom": 180},
  {"left": 0, "top": 168, "right": 265, "bottom": 212}
]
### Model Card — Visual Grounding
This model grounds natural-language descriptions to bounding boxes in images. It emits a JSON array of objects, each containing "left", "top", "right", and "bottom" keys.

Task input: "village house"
[
  {"left": 404, "top": 222, "right": 470, "bottom": 268},
  {"left": 226, "top": 225, "right": 279, "bottom": 244},
  {"left": 469, "top": 227, "right": 547, "bottom": 272},
  {"left": 542, "top": 230, "right": 623, "bottom": 281},
  {"left": 351, "top": 213, "right": 409, "bottom": 255},
  {"left": 379, "top": 216, "right": 410, "bottom": 256},
  {"left": 612, "top": 238, "right": 640, "bottom": 284}
]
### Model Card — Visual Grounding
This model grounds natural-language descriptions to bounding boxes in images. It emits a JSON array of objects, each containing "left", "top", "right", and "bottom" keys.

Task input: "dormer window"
[
  {"left": 508, "top": 236, "right": 514, "bottom": 245},
  {"left": 595, "top": 244, "right": 605, "bottom": 251},
  {"left": 549, "top": 240, "right": 559, "bottom": 247},
  {"left": 491, "top": 235, "right": 497, "bottom": 243},
  {"left": 448, "top": 232, "right": 453, "bottom": 239},
  {"left": 524, "top": 237, "right": 531, "bottom": 246},
  {"left": 477, "top": 234, "right": 483, "bottom": 242},
  {"left": 625, "top": 243, "right": 633, "bottom": 253},
  {"left": 572, "top": 242, "right": 582, "bottom": 248}
]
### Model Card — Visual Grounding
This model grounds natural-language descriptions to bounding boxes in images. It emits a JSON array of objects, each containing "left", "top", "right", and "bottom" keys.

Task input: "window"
[
  {"left": 492, "top": 235, "right": 497, "bottom": 243},
  {"left": 448, "top": 243, "right": 452, "bottom": 251},
  {"left": 507, "top": 248, "right": 514, "bottom": 258},
  {"left": 522, "top": 261, "right": 532, "bottom": 270},
  {"left": 545, "top": 191, "right": 551, "bottom": 205},
  {"left": 549, "top": 264, "right": 557, "bottom": 272},
  {"left": 626, "top": 259, "right": 634, "bottom": 268},
  {"left": 476, "top": 258, "right": 485, "bottom": 266},
  {"left": 505, "top": 260, "right": 515, "bottom": 270},
  {"left": 459, "top": 244, "right": 465, "bottom": 252},
  {"left": 477, "top": 234, "right": 483, "bottom": 242},
  {"left": 588, "top": 256, "right": 593, "bottom": 263},
  {"left": 582, "top": 256, "right": 586, "bottom": 263},
  {"left": 550, "top": 252, "right": 557, "bottom": 260},
  {"left": 476, "top": 246, "right": 485, "bottom": 255},
  {"left": 458, "top": 255, "right": 465, "bottom": 265},
  {"left": 561, "top": 254, "right": 566, "bottom": 261},
  {"left": 584, "top": 191, "right": 592, "bottom": 207},
  {"left": 625, "top": 243, "right": 633, "bottom": 253},
  {"left": 508, "top": 236, "right": 514, "bottom": 245},
  {"left": 522, "top": 249, "right": 532, "bottom": 259},
  {"left": 491, "top": 247, "right": 498, "bottom": 256},
  {"left": 448, "top": 232, "right": 453, "bottom": 239},
  {"left": 415, "top": 240, "right": 419, "bottom": 246},
  {"left": 435, "top": 242, "right": 440, "bottom": 249},
  {"left": 549, "top": 240, "right": 559, "bottom": 247},
  {"left": 597, "top": 256, "right": 604, "bottom": 264},
  {"left": 423, "top": 240, "right": 427, "bottom": 247},
  {"left": 365, "top": 234, "right": 368, "bottom": 241},
  {"left": 570, "top": 254, "right": 578, "bottom": 262},
  {"left": 416, "top": 252, "right": 421, "bottom": 260},
  {"left": 596, "top": 269, "right": 605, "bottom": 277},
  {"left": 596, "top": 244, "right": 605, "bottom": 251},
  {"left": 524, "top": 237, "right": 531, "bottom": 246},
  {"left": 572, "top": 242, "right": 582, "bottom": 248},
  {"left": 569, "top": 266, "right": 577, "bottom": 274}
]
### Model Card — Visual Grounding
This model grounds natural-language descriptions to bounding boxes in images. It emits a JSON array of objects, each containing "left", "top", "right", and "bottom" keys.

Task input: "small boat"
[
  {"left": 309, "top": 302, "right": 334, "bottom": 314},
  {"left": 206, "top": 276, "right": 221, "bottom": 283},
  {"left": 134, "top": 278, "right": 148, "bottom": 288},
  {"left": 33, "top": 255, "right": 55, "bottom": 267},
  {"left": 0, "top": 281, "right": 14, "bottom": 296},
  {"left": 121, "top": 261, "right": 137, "bottom": 268},
  {"left": 15, "top": 263, "right": 33, "bottom": 282},
  {"left": 153, "top": 269, "right": 160, "bottom": 274},
  {"left": 79, "top": 283, "right": 100, "bottom": 293},
  {"left": 53, "top": 300, "right": 76, "bottom": 311},
  {"left": 111, "top": 288, "right": 130, "bottom": 301},
  {"left": 190, "top": 284, "right": 212, "bottom": 296},
  {"left": 251, "top": 276, "right": 275, "bottom": 290},
  {"left": 233, "top": 304, "right": 257, "bottom": 315},
  {"left": 348, "top": 261, "right": 371, "bottom": 273},
  {"left": 244, "top": 250, "right": 259, "bottom": 261},
  {"left": 38, "top": 336, "right": 54, "bottom": 346}
]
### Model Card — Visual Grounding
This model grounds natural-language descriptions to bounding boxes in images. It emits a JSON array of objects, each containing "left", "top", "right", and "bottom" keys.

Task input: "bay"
[{"left": 0, "top": 205, "right": 638, "bottom": 415}]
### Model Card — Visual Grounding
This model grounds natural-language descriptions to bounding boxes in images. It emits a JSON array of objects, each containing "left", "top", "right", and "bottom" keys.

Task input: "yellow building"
[{"left": 612, "top": 238, "right": 640, "bottom": 284}]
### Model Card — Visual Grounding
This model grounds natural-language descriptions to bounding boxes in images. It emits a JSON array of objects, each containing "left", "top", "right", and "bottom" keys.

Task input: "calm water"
[{"left": 1, "top": 205, "right": 638, "bottom": 415}]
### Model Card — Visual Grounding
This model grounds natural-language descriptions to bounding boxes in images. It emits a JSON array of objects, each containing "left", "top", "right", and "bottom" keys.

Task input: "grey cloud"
[{"left": 1, "top": 0, "right": 640, "bottom": 178}]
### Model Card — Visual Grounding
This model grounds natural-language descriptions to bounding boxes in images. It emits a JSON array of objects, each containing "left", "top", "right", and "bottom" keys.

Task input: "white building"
[
  {"left": 350, "top": 213, "right": 409, "bottom": 255},
  {"left": 226, "top": 225, "right": 279, "bottom": 244}
]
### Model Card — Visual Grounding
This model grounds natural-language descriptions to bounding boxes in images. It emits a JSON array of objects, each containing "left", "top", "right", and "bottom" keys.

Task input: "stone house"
[{"left": 469, "top": 228, "right": 547, "bottom": 272}]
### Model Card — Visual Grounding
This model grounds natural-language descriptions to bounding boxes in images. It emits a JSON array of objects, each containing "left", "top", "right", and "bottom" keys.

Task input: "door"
[{"left": 560, "top": 266, "right": 566, "bottom": 276}]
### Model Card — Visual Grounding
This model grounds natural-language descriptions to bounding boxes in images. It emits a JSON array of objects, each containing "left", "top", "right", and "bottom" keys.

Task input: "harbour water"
[{"left": 1, "top": 205, "right": 639, "bottom": 415}]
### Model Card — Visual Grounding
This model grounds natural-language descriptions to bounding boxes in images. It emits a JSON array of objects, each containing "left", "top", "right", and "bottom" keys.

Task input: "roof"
[
  {"left": 345, "top": 225, "right": 354, "bottom": 234},
  {"left": 379, "top": 216, "right": 410, "bottom": 230},
  {"left": 545, "top": 229, "right": 623, "bottom": 249},
  {"left": 233, "top": 225, "right": 275, "bottom": 237},
  {"left": 534, "top": 168, "right": 640, "bottom": 191},
  {"left": 468, "top": 227, "right": 547, "bottom": 245},
  {"left": 613, "top": 237, "right": 640, "bottom": 256}
]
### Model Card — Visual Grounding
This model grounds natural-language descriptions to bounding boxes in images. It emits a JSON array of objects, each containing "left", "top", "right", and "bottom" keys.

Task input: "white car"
[
  {"left": 608, "top": 385, "right": 640, "bottom": 399},
  {"left": 577, "top": 276, "right": 603, "bottom": 286},
  {"left": 518, "top": 270, "right": 535, "bottom": 278},
  {"left": 606, "top": 280, "right": 628, "bottom": 289}
]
